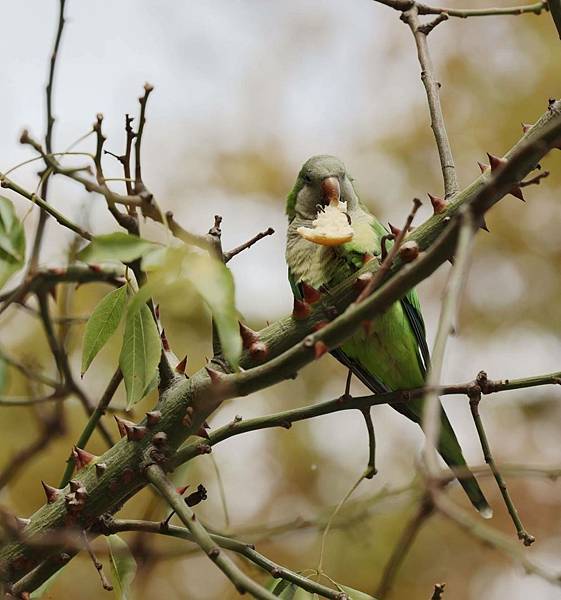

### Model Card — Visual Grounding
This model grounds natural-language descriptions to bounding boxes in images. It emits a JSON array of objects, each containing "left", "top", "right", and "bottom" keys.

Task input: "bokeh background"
[{"left": 1, "top": 1, "right": 561, "bottom": 598}]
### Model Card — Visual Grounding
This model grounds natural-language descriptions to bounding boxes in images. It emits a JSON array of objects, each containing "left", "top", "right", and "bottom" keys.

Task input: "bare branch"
[
  {"left": 223, "top": 227, "right": 275, "bottom": 263},
  {"left": 468, "top": 388, "right": 534, "bottom": 545},
  {"left": 402, "top": 6, "right": 459, "bottom": 197}
]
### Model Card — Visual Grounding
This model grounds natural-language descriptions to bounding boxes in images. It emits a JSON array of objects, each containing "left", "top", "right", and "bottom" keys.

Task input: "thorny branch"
[{"left": 1, "top": 2, "right": 561, "bottom": 598}]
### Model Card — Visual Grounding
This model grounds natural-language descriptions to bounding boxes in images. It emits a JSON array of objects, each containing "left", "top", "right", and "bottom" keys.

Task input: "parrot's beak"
[
  {"left": 320, "top": 176, "right": 341, "bottom": 207},
  {"left": 296, "top": 175, "right": 353, "bottom": 246}
]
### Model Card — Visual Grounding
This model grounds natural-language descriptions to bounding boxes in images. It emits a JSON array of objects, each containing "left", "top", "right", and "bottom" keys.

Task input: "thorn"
[
  {"left": 239, "top": 322, "right": 260, "bottom": 349},
  {"left": 15, "top": 517, "right": 31, "bottom": 530},
  {"left": 477, "top": 161, "right": 490, "bottom": 174},
  {"left": 487, "top": 153, "right": 507, "bottom": 171},
  {"left": 479, "top": 215, "right": 490, "bottom": 232},
  {"left": 72, "top": 446, "right": 96, "bottom": 471},
  {"left": 176, "top": 484, "right": 189, "bottom": 496},
  {"left": 182, "top": 406, "right": 194, "bottom": 427},
  {"left": 522, "top": 123, "right": 533, "bottom": 133},
  {"left": 314, "top": 341, "right": 328, "bottom": 359},
  {"left": 388, "top": 222, "right": 401, "bottom": 237},
  {"left": 69, "top": 479, "right": 81, "bottom": 493},
  {"left": 154, "top": 304, "right": 160, "bottom": 320},
  {"left": 312, "top": 320, "right": 330, "bottom": 332},
  {"left": 354, "top": 272, "right": 374, "bottom": 293},
  {"left": 152, "top": 431, "right": 168, "bottom": 447},
  {"left": 160, "top": 329, "right": 170, "bottom": 352},
  {"left": 41, "top": 481, "right": 61, "bottom": 504},
  {"left": 509, "top": 186, "right": 525, "bottom": 202},
  {"left": 174, "top": 355, "right": 188, "bottom": 376},
  {"left": 146, "top": 410, "right": 162, "bottom": 427},
  {"left": 292, "top": 298, "right": 311, "bottom": 320},
  {"left": 398, "top": 240, "right": 420, "bottom": 262},
  {"left": 196, "top": 426, "right": 210, "bottom": 439},
  {"left": 127, "top": 425, "right": 148, "bottom": 441},
  {"left": 249, "top": 341, "right": 269, "bottom": 362},
  {"left": 49, "top": 286, "right": 57, "bottom": 303},
  {"left": 114, "top": 416, "right": 136, "bottom": 438},
  {"left": 301, "top": 282, "right": 321, "bottom": 304},
  {"left": 362, "top": 252, "right": 375, "bottom": 264},
  {"left": 95, "top": 463, "right": 108, "bottom": 477},
  {"left": 428, "top": 193, "right": 447, "bottom": 214},
  {"left": 205, "top": 366, "right": 224, "bottom": 385},
  {"left": 362, "top": 320, "right": 372, "bottom": 336}
]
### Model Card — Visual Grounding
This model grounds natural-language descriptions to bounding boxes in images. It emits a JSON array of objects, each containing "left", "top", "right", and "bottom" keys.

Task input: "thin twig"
[
  {"left": 146, "top": 464, "right": 278, "bottom": 600},
  {"left": 356, "top": 197, "right": 422, "bottom": 302},
  {"left": 173, "top": 368, "right": 561, "bottom": 467},
  {"left": 0, "top": 410, "right": 64, "bottom": 491},
  {"left": 134, "top": 84, "right": 153, "bottom": 190},
  {"left": 59, "top": 368, "right": 123, "bottom": 487},
  {"left": 37, "top": 291, "right": 114, "bottom": 448},
  {"left": 0, "top": 391, "right": 67, "bottom": 407},
  {"left": 81, "top": 531, "right": 113, "bottom": 591},
  {"left": 105, "top": 517, "right": 347, "bottom": 600},
  {"left": 376, "top": 497, "right": 433, "bottom": 598},
  {"left": 468, "top": 389, "right": 534, "bottom": 545},
  {"left": 434, "top": 492, "right": 561, "bottom": 585},
  {"left": 223, "top": 227, "right": 275, "bottom": 263},
  {"left": 0, "top": 172, "right": 92, "bottom": 241},
  {"left": 210, "top": 454, "right": 231, "bottom": 530},
  {"left": 372, "top": 0, "right": 548, "bottom": 19},
  {"left": 317, "top": 474, "right": 366, "bottom": 575},
  {"left": 402, "top": 6, "right": 459, "bottom": 197},
  {"left": 28, "top": 0, "right": 67, "bottom": 271},
  {"left": 361, "top": 409, "right": 377, "bottom": 478},
  {"left": 0, "top": 350, "right": 59, "bottom": 388}
]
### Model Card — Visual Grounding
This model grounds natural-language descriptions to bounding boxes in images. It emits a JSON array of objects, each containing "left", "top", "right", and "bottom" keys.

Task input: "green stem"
[
  {"left": 59, "top": 369, "right": 123, "bottom": 487},
  {"left": 145, "top": 465, "right": 277, "bottom": 600}
]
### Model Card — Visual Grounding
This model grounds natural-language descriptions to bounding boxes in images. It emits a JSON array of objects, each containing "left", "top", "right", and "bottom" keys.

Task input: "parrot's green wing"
[
  {"left": 332, "top": 219, "right": 491, "bottom": 516},
  {"left": 401, "top": 291, "right": 430, "bottom": 374}
]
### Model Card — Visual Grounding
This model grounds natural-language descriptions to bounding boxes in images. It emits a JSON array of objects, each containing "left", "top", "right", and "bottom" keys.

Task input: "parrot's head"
[{"left": 286, "top": 155, "right": 357, "bottom": 246}]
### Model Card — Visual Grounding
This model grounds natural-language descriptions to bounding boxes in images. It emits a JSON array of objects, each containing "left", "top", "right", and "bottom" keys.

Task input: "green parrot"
[{"left": 285, "top": 155, "right": 491, "bottom": 517}]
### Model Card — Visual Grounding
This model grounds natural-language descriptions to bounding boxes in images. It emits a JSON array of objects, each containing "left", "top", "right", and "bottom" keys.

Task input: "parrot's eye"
[{"left": 303, "top": 174, "right": 312, "bottom": 184}]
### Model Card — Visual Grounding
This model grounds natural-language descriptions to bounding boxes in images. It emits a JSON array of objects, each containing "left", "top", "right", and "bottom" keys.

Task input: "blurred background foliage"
[{"left": 1, "top": 1, "right": 561, "bottom": 598}]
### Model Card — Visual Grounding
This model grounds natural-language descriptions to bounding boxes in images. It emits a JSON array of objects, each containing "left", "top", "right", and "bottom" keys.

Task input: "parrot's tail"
[
  {"left": 436, "top": 409, "right": 493, "bottom": 518},
  {"left": 329, "top": 349, "right": 492, "bottom": 517}
]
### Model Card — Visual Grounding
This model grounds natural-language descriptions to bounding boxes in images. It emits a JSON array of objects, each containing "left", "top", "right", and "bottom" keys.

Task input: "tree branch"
[
  {"left": 145, "top": 464, "right": 277, "bottom": 600},
  {"left": 402, "top": 6, "right": 459, "bottom": 197},
  {"left": 2, "top": 100, "right": 560, "bottom": 591},
  {"left": 104, "top": 518, "right": 348, "bottom": 600}
]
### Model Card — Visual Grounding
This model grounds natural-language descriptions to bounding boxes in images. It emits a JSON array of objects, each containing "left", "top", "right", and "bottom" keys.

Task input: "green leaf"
[
  {"left": 188, "top": 252, "right": 242, "bottom": 370},
  {"left": 77, "top": 232, "right": 158, "bottom": 264},
  {"left": 107, "top": 534, "right": 137, "bottom": 600},
  {"left": 0, "top": 196, "right": 25, "bottom": 290},
  {"left": 266, "top": 578, "right": 290, "bottom": 595},
  {"left": 130, "top": 246, "right": 242, "bottom": 369},
  {"left": 81, "top": 285, "right": 128, "bottom": 375},
  {"left": 266, "top": 580, "right": 315, "bottom": 599},
  {"left": 337, "top": 584, "right": 378, "bottom": 600},
  {"left": 119, "top": 303, "right": 161, "bottom": 408}
]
